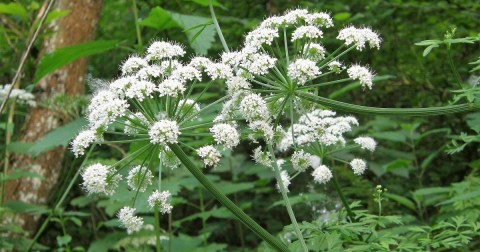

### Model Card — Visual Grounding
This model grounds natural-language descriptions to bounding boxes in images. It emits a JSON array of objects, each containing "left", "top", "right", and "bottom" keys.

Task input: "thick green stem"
[
  {"left": 267, "top": 145, "right": 308, "bottom": 252},
  {"left": 297, "top": 91, "right": 476, "bottom": 116},
  {"left": 168, "top": 144, "right": 289, "bottom": 252}
]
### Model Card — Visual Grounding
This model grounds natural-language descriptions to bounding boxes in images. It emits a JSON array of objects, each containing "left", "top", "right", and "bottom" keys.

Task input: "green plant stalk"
[
  {"left": 132, "top": 0, "right": 143, "bottom": 48},
  {"left": 331, "top": 175, "right": 356, "bottom": 222},
  {"left": 154, "top": 207, "right": 162, "bottom": 252},
  {"left": 267, "top": 145, "right": 308, "bottom": 252},
  {"left": 168, "top": 144, "right": 289, "bottom": 252},
  {"left": 296, "top": 91, "right": 476, "bottom": 116},
  {"left": 28, "top": 145, "right": 96, "bottom": 251},
  {"left": 209, "top": 0, "right": 229, "bottom": 52}
]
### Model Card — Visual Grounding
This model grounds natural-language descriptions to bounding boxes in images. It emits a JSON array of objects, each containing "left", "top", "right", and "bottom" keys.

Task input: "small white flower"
[
  {"left": 243, "top": 53, "right": 277, "bottom": 76},
  {"left": 291, "top": 150, "right": 312, "bottom": 172},
  {"left": 259, "top": 16, "right": 285, "bottom": 29},
  {"left": 121, "top": 56, "right": 148, "bottom": 75},
  {"left": 245, "top": 27, "right": 279, "bottom": 49},
  {"left": 303, "top": 43, "right": 326, "bottom": 61},
  {"left": 312, "top": 165, "right": 332, "bottom": 184},
  {"left": 337, "top": 26, "right": 381, "bottom": 51},
  {"left": 125, "top": 80, "right": 156, "bottom": 101},
  {"left": 109, "top": 76, "right": 134, "bottom": 96},
  {"left": 148, "top": 190, "right": 173, "bottom": 214},
  {"left": 157, "top": 78, "right": 186, "bottom": 97},
  {"left": 210, "top": 124, "right": 240, "bottom": 149},
  {"left": 197, "top": 145, "right": 222, "bottom": 167},
  {"left": 350, "top": 159, "right": 367, "bottom": 175},
  {"left": 288, "top": 59, "right": 320, "bottom": 85},
  {"left": 347, "top": 65, "right": 374, "bottom": 89},
  {"left": 291, "top": 25, "right": 323, "bottom": 41},
  {"left": 327, "top": 61, "right": 344, "bottom": 73},
  {"left": 221, "top": 51, "right": 243, "bottom": 66},
  {"left": 248, "top": 121, "right": 274, "bottom": 143},
  {"left": 0, "top": 84, "right": 36, "bottom": 106},
  {"left": 87, "top": 90, "right": 128, "bottom": 130},
  {"left": 306, "top": 12, "right": 333, "bottom": 28},
  {"left": 171, "top": 65, "right": 202, "bottom": 82},
  {"left": 284, "top": 9, "right": 309, "bottom": 24},
  {"left": 149, "top": 119, "right": 180, "bottom": 144},
  {"left": 136, "top": 65, "right": 163, "bottom": 80},
  {"left": 252, "top": 146, "right": 271, "bottom": 167},
  {"left": 81, "top": 163, "right": 121, "bottom": 195},
  {"left": 205, "top": 63, "right": 233, "bottom": 80},
  {"left": 189, "top": 57, "right": 212, "bottom": 70},
  {"left": 118, "top": 207, "right": 144, "bottom": 234},
  {"left": 146, "top": 41, "right": 185, "bottom": 60},
  {"left": 71, "top": 129, "right": 98, "bottom": 157},
  {"left": 277, "top": 170, "right": 291, "bottom": 192},
  {"left": 239, "top": 94, "right": 270, "bottom": 123},
  {"left": 127, "top": 165, "right": 153, "bottom": 192},
  {"left": 226, "top": 76, "right": 251, "bottom": 95},
  {"left": 354, "top": 136, "right": 377, "bottom": 152}
]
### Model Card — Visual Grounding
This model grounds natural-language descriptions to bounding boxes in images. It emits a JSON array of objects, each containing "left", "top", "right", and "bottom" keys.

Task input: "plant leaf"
[
  {"left": 34, "top": 40, "right": 119, "bottom": 83},
  {"left": 29, "top": 118, "right": 87, "bottom": 156}
]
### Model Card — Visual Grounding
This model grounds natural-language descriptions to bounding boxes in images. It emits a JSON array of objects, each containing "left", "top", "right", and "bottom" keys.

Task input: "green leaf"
[
  {"left": 370, "top": 131, "right": 407, "bottom": 142},
  {"left": 466, "top": 112, "right": 480, "bottom": 132},
  {"left": 0, "top": 3, "right": 28, "bottom": 20},
  {"left": 215, "top": 181, "right": 255, "bottom": 195},
  {"left": 3, "top": 201, "right": 49, "bottom": 214},
  {"left": 169, "top": 12, "right": 216, "bottom": 55},
  {"left": 423, "top": 44, "right": 439, "bottom": 57},
  {"left": 0, "top": 170, "right": 43, "bottom": 182},
  {"left": 384, "top": 193, "right": 416, "bottom": 211},
  {"left": 6, "top": 142, "right": 33, "bottom": 154},
  {"left": 436, "top": 190, "right": 480, "bottom": 206},
  {"left": 29, "top": 118, "right": 87, "bottom": 156},
  {"left": 34, "top": 40, "right": 119, "bottom": 83},
  {"left": 188, "top": 0, "right": 226, "bottom": 9},
  {"left": 44, "top": 10, "right": 69, "bottom": 25},
  {"left": 139, "top": 6, "right": 179, "bottom": 30},
  {"left": 333, "top": 12, "right": 351, "bottom": 21},
  {"left": 56, "top": 235, "right": 72, "bottom": 247}
]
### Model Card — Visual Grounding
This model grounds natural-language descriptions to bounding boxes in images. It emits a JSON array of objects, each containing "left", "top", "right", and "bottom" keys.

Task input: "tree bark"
[{"left": 5, "top": 0, "right": 103, "bottom": 232}]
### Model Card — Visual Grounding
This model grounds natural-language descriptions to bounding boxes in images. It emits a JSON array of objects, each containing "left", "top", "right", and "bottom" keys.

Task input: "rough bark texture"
[{"left": 5, "top": 0, "right": 103, "bottom": 232}]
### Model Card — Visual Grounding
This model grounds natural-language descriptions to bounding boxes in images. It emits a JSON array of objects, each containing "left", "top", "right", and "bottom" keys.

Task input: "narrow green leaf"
[
  {"left": 0, "top": 170, "right": 43, "bottom": 182},
  {"left": 423, "top": 44, "right": 439, "bottom": 57},
  {"left": 384, "top": 193, "right": 416, "bottom": 211},
  {"left": 29, "top": 118, "right": 87, "bottom": 156},
  {"left": 6, "top": 141, "right": 33, "bottom": 154},
  {"left": 34, "top": 40, "right": 119, "bottom": 83},
  {"left": 0, "top": 3, "right": 28, "bottom": 21}
]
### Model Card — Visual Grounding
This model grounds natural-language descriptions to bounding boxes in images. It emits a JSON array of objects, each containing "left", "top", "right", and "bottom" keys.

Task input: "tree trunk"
[{"left": 5, "top": 0, "right": 103, "bottom": 233}]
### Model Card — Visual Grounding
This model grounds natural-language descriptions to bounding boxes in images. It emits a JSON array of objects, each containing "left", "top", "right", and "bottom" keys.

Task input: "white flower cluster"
[
  {"left": 350, "top": 159, "right": 367, "bottom": 175},
  {"left": 197, "top": 145, "right": 221, "bottom": 167},
  {"left": 148, "top": 190, "right": 173, "bottom": 214},
  {"left": 87, "top": 90, "right": 128, "bottom": 130},
  {"left": 146, "top": 41, "right": 185, "bottom": 60},
  {"left": 239, "top": 93, "right": 270, "bottom": 122},
  {"left": 312, "top": 165, "right": 333, "bottom": 184},
  {"left": 149, "top": 119, "right": 180, "bottom": 144},
  {"left": 127, "top": 165, "right": 153, "bottom": 192},
  {"left": 288, "top": 59, "right": 320, "bottom": 84},
  {"left": 354, "top": 136, "right": 377, "bottom": 152},
  {"left": 71, "top": 129, "right": 98, "bottom": 157},
  {"left": 291, "top": 25, "right": 323, "bottom": 41},
  {"left": 291, "top": 150, "right": 312, "bottom": 172},
  {"left": 278, "top": 109, "right": 359, "bottom": 151},
  {"left": 81, "top": 163, "right": 121, "bottom": 195},
  {"left": 337, "top": 26, "right": 381, "bottom": 51},
  {"left": 210, "top": 123, "right": 240, "bottom": 149},
  {"left": 347, "top": 65, "right": 374, "bottom": 89},
  {"left": 0, "top": 84, "right": 36, "bottom": 106},
  {"left": 118, "top": 207, "right": 144, "bottom": 234}
]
